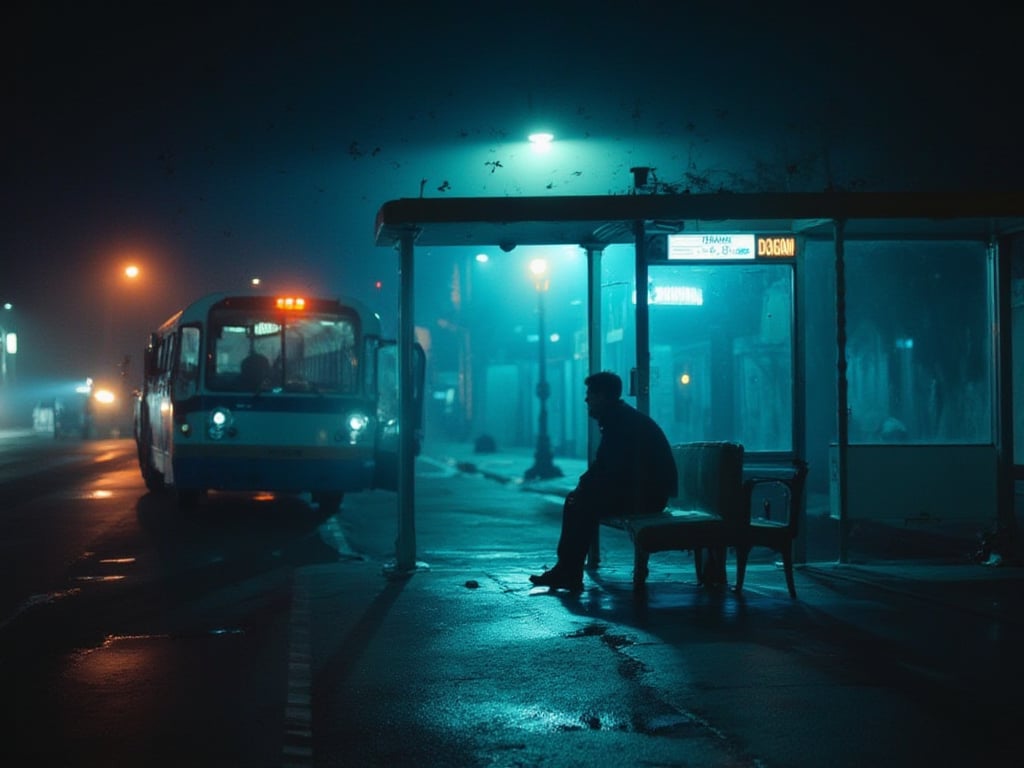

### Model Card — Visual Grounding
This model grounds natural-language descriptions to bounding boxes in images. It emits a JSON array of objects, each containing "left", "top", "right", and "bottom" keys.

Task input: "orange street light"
[{"left": 103, "top": 262, "right": 143, "bottom": 371}]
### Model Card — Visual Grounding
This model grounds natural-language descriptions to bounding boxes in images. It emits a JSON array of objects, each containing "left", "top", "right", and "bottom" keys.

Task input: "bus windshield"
[{"left": 205, "top": 306, "right": 359, "bottom": 393}]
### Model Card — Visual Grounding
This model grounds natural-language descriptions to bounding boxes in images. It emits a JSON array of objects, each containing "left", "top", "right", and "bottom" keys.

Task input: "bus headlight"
[
  {"left": 342, "top": 411, "right": 371, "bottom": 445},
  {"left": 208, "top": 407, "right": 234, "bottom": 440}
]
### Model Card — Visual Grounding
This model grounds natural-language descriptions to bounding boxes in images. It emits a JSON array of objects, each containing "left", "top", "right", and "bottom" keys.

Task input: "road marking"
[
  {"left": 320, "top": 516, "right": 360, "bottom": 559},
  {"left": 282, "top": 575, "right": 314, "bottom": 768}
]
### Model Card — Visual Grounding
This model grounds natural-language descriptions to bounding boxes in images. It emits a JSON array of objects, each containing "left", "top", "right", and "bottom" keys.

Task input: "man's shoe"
[{"left": 529, "top": 569, "right": 584, "bottom": 592}]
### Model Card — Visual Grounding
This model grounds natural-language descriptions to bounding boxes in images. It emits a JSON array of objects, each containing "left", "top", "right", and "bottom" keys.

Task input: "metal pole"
[
  {"left": 993, "top": 236, "right": 1018, "bottom": 559},
  {"left": 793, "top": 238, "right": 808, "bottom": 565},
  {"left": 585, "top": 245, "right": 604, "bottom": 567},
  {"left": 525, "top": 281, "right": 562, "bottom": 480},
  {"left": 834, "top": 219, "right": 850, "bottom": 564},
  {"left": 388, "top": 229, "right": 421, "bottom": 577},
  {"left": 633, "top": 220, "right": 650, "bottom": 415}
]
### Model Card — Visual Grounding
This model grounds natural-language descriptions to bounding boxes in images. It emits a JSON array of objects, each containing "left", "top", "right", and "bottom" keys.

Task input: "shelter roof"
[{"left": 375, "top": 191, "right": 1024, "bottom": 249}]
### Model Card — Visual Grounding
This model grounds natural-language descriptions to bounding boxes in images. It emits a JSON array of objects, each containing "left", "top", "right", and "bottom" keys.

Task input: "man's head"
[{"left": 584, "top": 371, "right": 622, "bottom": 420}]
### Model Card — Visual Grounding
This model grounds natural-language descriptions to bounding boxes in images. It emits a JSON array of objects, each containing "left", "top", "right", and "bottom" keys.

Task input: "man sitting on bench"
[{"left": 529, "top": 371, "right": 677, "bottom": 592}]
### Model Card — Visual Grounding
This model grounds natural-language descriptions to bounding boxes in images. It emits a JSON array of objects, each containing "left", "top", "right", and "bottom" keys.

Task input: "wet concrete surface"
[{"left": 302, "top": 439, "right": 1024, "bottom": 767}]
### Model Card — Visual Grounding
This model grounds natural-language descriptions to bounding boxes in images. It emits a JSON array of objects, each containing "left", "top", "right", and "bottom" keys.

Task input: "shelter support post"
[
  {"left": 633, "top": 221, "right": 651, "bottom": 416},
  {"left": 834, "top": 219, "right": 850, "bottom": 564},
  {"left": 584, "top": 244, "right": 604, "bottom": 568},
  {"left": 995, "top": 236, "right": 1019, "bottom": 560},
  {"left": 388, "top": 229, "right": 422, "bottom": 577},
  {"left": 793, "top": 235, "right": 808, "bottom": 565}
]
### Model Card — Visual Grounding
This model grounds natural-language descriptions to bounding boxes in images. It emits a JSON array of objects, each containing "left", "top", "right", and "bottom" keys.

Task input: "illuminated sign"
[
  {"left": 667, "top": 234, "right": 798, "bottom": 259},
  {"left": 642, "top": 285, "right": 704, "bottom": 306},
  {"left": 668, "top": 234, "right": 754, "bottom": 260},
  {"left": 757, "top": 236, "right": 796, "bottom": 258}
]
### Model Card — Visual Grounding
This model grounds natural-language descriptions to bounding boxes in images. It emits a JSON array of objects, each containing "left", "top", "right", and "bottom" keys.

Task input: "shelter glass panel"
[
  {"left": 844, "top": 241, "right": 993, "bottom": 444},
  {"left": 598, "top": 244, "right": 639, "bottom": 396},
  {"left": 647, "top": 262, "right": 794, "bottom": 451}
]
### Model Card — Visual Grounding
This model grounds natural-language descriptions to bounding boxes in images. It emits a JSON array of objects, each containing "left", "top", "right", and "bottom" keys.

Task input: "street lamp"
[
  {"left": 524, "top": 258, "right": 563, "bottom": 481},
  {"left": 103, "top": 263, "right": 141, "bottom": 369}
]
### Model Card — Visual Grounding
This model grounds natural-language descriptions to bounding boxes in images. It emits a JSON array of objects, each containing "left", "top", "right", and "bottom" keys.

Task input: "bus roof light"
[{"left": 275, "top": 297, "right": 306, "bottom": 310}]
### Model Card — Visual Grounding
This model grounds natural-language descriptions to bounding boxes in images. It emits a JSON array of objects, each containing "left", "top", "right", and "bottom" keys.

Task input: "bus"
[{"left": 134, "top": 292, "right": 423, "bottom": 513}]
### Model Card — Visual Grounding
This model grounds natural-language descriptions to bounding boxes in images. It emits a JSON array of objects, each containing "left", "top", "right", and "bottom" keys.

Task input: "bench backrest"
[{"left": 670, "top": 441, "right": 747, "bottom": 526}]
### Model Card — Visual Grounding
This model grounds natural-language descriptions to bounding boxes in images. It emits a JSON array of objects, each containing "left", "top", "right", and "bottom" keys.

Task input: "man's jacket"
[{"left": 577, "top": 399, "right": 677, "bottom": 515}]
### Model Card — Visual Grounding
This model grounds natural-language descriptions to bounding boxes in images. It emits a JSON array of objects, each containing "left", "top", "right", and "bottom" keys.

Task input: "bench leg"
[
  {"left": 781, "top": 547, "right": 797, "bottom": 598},
  {"left": 734, "top": 544, "right": 750, "bottom": 593},
  {"left": 699, "top": 547, "right": 727, "bottom": 587},
  {"left": 633, "top": 549, "right": 649, "bottom": 590}
]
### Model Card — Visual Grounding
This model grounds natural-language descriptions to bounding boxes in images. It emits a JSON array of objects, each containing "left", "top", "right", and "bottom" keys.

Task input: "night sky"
[{"left": 3, "top": 1, "right": 1020, "bottom": 391}]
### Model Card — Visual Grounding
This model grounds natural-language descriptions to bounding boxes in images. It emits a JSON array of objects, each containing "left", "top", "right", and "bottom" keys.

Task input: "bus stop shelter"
[{"left": 374, "top": 191, "right": 1024, "bottom": 573}]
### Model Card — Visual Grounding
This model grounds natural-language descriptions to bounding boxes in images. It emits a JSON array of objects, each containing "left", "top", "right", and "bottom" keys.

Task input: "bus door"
[
  {"left": 141, "top": 330, "right": 179, "bottom": 465},
  {"left": 370, "top": 338, "right": 425, "bottom": 489}
]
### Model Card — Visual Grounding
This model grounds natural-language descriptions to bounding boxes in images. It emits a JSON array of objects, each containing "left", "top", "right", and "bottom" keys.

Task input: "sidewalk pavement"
[
  {"left": 428, "top": 439, "right": 586, "bottom": 495},
  {"left": 305, "top": 438, "right": 1024, "bottom": 766},
  {"left": 420, "top": 438, "right": 1024, "bottom": 622}
]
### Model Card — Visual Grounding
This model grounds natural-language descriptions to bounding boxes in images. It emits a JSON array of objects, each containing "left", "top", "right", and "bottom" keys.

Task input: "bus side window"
[
  {"left": 144, "top": 332, "right": 160, "bottom": 376},
  {"left": 159, "top": 334, "right": 175, "bottom": 374},
  {"left": 175, "top": 326, "right": 201, "bottom": 397}
]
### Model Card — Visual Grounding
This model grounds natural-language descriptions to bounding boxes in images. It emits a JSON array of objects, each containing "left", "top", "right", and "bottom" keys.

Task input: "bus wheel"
[
  {"left": 142, "top": 463, "right": 165, "bottom": 494},
  {"left": 138, "top": 427, "right": 165, "bottom": 492},
  {"left": 314, "top": 492, "right": 343, "bottom": 516}
]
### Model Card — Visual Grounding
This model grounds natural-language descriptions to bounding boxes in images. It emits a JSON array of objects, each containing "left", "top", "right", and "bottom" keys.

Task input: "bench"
[
  {"left": 600, "top": 442, "right": 809, "bottom": 597},
  {"left": 601, "top": 441, "right": 749, "bottom": 590}
]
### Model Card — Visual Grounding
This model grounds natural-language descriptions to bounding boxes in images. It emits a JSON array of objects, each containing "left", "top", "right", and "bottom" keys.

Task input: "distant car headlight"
[
  {"left": 208, "top": 407, "right": 234, "bottom": 440},
  {"left": 93, "top": 388, "right": 116, "bottom": 406}
]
